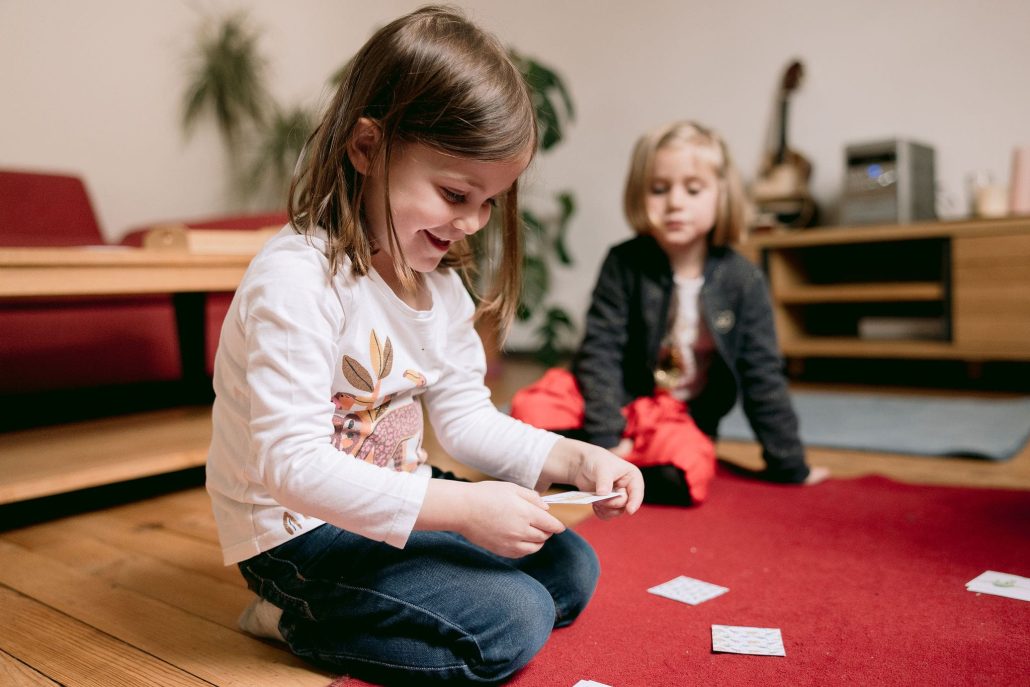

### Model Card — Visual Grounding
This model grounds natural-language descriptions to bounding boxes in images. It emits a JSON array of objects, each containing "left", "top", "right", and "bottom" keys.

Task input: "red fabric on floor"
[
  {"left": 510, "top": 368, "right": 716, "bottom": 501},
  {"left": 333, "top": 471, "right": 1030, "bottom": 686},
  {"left": 621, "top": 393, "right": 716, "bottom": 503},
  {"left": 509, "top": 367, "right": 585, "bottom": 429}
]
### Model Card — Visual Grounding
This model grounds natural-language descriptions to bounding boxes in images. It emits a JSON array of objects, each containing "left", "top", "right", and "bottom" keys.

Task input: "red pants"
[{"left": 510, "top": 368, "right": 716, "bottom": 503}]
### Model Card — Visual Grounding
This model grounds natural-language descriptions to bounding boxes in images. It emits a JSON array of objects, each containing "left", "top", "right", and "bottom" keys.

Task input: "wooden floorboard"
[
  {"left": 1, "top": 356, "right": 1027, "bottom": 685},
  {"left": 0, "top": 540, "right": 332, "bottom": 687},
  {"left": 0, "top": 648, "right": 60, "bottom": 686},
  {"left": 3, "top": 526, "right": 252, "bottom": 631},
  {"left": 0, "top": 586, "right": 210, "bottom": 686},
  {"left": 110, "top": 487, "right": 222, "bottom": 544}
]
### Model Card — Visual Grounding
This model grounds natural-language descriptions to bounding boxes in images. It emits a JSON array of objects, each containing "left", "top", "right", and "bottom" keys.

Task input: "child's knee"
[
  {"left": 551, "top": 531, "right": 601, "bottom": 626},
  {"left": 469, "top": 580, "right": 554, "bottom": 682}
]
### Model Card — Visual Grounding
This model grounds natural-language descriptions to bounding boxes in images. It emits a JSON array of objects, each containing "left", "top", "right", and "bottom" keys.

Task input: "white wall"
[{"left": 3, "top": 0, "right": 1028, "bottom": 346}]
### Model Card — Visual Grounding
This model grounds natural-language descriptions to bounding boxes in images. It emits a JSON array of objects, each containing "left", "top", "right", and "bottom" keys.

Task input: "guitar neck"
[{"left": 774, "top": 96, "right": 790, "bottom": 165}]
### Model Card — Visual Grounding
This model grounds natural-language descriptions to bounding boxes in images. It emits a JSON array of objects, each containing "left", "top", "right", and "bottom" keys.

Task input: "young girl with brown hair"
[{"left": 205, "top": 7, "right": 643, "bottom": 684}]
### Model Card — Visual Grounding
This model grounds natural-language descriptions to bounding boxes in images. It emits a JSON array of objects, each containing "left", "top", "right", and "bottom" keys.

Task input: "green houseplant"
[
  {"left": 181, "top": 13, "right": 311, "bottom": 209},
  {"left": 181, "top": 14, "right": 268, "bottom": 168}
]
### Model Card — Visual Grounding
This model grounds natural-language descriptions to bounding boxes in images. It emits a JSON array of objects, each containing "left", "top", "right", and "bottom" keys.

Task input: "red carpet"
[{"left": 336, "top": 472, "right": 1030, "bottom": 686}]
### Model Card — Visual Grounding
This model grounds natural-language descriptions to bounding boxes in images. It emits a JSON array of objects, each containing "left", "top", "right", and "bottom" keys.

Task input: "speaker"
[{"left": 839, "top": 139, "right": 936, "bottom": 225}]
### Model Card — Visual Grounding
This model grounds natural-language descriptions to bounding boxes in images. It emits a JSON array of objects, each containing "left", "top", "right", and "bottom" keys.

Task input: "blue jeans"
[{"left": 238, "top": 512, "right": 599, "bottom": 684}]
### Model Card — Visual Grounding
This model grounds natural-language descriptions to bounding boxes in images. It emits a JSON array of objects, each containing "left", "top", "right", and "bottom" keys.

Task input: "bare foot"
[{"left": 804, "top": 466, "right": 830, "bottom": 485}]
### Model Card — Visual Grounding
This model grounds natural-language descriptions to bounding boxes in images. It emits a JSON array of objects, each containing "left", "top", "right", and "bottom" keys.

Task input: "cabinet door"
[{"left": 953, "top": 233, "right": 1030, "bottom": 356}]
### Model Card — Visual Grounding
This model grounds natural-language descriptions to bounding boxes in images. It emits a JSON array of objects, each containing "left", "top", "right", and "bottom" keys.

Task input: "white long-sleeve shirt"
[{"left": 206, "top": 226, "right": 559, "bottom": 565}]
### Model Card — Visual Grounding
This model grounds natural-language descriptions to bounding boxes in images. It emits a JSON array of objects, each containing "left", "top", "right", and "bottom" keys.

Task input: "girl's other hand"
[
  {"left": 804, "top": 466, "right": 830, "bottom": 485},
  {"left": 420, "top": 479, "right": 565, "bottom": 558},
  {"left": 540, "top": 438, "right": 645, "bottom": 520}
]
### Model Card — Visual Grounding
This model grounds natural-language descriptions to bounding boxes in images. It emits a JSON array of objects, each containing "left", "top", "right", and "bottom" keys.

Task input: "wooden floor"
[{"left": 1, "top": 358, "right": 1028, "bottom": 686}]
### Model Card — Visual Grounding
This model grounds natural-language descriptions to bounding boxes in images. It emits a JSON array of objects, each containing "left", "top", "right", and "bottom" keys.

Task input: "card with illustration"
[
  {"left": 647, "top": 575, "right": 729, "bottom": 605},
  {"left": 966, "top": 570, "right": 1030, "bottom": 602},
  {"left": 711, "top": 624, "right": 786, "bottom": 656},
  {"left": 542, "top": 490, "right": 622, "bottom": 505}
]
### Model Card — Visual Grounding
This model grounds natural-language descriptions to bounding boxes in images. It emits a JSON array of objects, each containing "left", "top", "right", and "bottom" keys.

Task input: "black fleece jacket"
[{"left": 571, "top": 234, "right": 810, "bottom": 483}]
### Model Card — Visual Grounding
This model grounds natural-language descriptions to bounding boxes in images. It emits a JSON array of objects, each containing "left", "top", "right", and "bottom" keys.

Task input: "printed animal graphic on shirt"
[{"left": 331, "top": 330, "right": 427, "bottom": 472}]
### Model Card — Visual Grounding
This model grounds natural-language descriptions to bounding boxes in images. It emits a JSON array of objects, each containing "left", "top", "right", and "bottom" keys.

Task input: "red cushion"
[
  {"left": 0, "top": 298, "right": 181, "bottom": 392},
  {"left": 0, "top": 170, "right": 103, "bottom": 246}
]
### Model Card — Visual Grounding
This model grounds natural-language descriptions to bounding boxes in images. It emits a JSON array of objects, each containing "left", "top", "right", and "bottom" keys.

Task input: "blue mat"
[{"left": 718, "top": 391, "right": 1030, "bottom": 461}]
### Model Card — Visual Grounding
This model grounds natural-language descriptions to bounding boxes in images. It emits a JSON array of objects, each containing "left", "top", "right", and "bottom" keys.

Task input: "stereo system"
[{"left": 839, "top": 139, "right": 936, "bottom": 226}]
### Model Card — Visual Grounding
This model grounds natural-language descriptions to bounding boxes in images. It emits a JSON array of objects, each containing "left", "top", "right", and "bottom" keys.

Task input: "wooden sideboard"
[{"left": 748, "top": 217, "right": 1030, "bottom": 362}]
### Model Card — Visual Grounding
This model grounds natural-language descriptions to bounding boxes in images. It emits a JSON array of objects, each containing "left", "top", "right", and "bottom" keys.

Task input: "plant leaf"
[
  {"left": 520, "top": 209, "right": 547, "bottom": 248},
  {"left": 511, "top": 51, "right": 574, "bottom": 153},
  {"left": 369, "top": 330, "right": 382, "bottom": 378},
  {"left": 533, "top": 306, "right": 576, "bottom": 366},
  {"left": 381, "top": 338, "right": 394, "bottom": 378},
  {"left": 519, "top": 255, "right": 549, "bottom": 318},
  {"left": 516, "top": 300, "right": 532, "bottom": 322},
  {"left": 557, "top": 191, "right": 576, "bottom": 224},
  {"left": 535, "top": 94, "right": 561, "bottom": 151},
  {"left": 342, "top": 355, "right": 374, "bottom": 392},
  {"left": 553, "top": 191, "right": 576, "bottom": 265}
]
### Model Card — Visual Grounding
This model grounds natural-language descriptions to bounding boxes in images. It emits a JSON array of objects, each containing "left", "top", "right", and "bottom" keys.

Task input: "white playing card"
[
  {"left": 543, "top": 490, "right": 622, "bottom": 505},
  {"left": 647, "top": 575, "right": 729, "bottom": 605},
  {"left": 572, "top": 681, "right": 613, "bottom": 687},
  {"left": 966, "top": 570, "right": 1030, "bottom": 602},
  {"left": 711, "top": 625, "right": 786, "bottom": 656}
]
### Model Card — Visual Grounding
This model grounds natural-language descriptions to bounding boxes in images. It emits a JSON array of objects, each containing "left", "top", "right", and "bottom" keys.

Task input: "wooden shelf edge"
[
  {"left": 782, "top": 338, "right": 954, "bottom": 359},
  {"left": 777, "top": 281, "right": 944, "bottom": 303},
  {"left": 750, "top": 216, "right": 1030, "bottom": 248},
  {"left": 781, "top": 338, "right": 1030, "bottom": 360}
]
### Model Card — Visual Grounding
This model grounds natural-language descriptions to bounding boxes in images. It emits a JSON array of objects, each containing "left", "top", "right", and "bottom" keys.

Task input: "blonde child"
[
  {"left": 512, "top": 120, "right": 826, "bottom": 505},
  {"left": 205, "top": 7, "right": 643, "bottom": 685}
]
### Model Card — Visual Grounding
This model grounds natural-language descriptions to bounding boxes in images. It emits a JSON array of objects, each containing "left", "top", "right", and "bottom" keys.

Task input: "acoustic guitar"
[{"left": 751, "top": 60, "right": 816, "bottom": 227}]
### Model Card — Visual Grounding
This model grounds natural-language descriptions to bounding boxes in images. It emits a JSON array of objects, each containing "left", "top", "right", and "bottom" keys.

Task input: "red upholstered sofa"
[{"left": 0, "top": 169, "right": 285, "bottom": 399}]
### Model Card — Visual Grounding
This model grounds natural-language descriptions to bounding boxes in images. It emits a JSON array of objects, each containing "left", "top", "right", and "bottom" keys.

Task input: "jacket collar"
[{"left": 638, "top": 234, "right": 730, "bottom": 281}]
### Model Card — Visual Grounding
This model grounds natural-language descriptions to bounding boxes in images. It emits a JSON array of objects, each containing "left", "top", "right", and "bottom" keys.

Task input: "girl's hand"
[
  {"left": 418, "top": 479, "right": 565, "bottom": 558},
  {"left": 804, "top": 466, "right": 830, "bottom": 485},
  {"left": 538, "top": 438, "right": 645, "bottom": 520}
]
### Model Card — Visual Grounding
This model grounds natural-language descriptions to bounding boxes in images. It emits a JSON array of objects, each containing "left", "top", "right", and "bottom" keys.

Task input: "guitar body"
[{"left": 752, "top": 149, "right": 811, "bottom": 202}]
